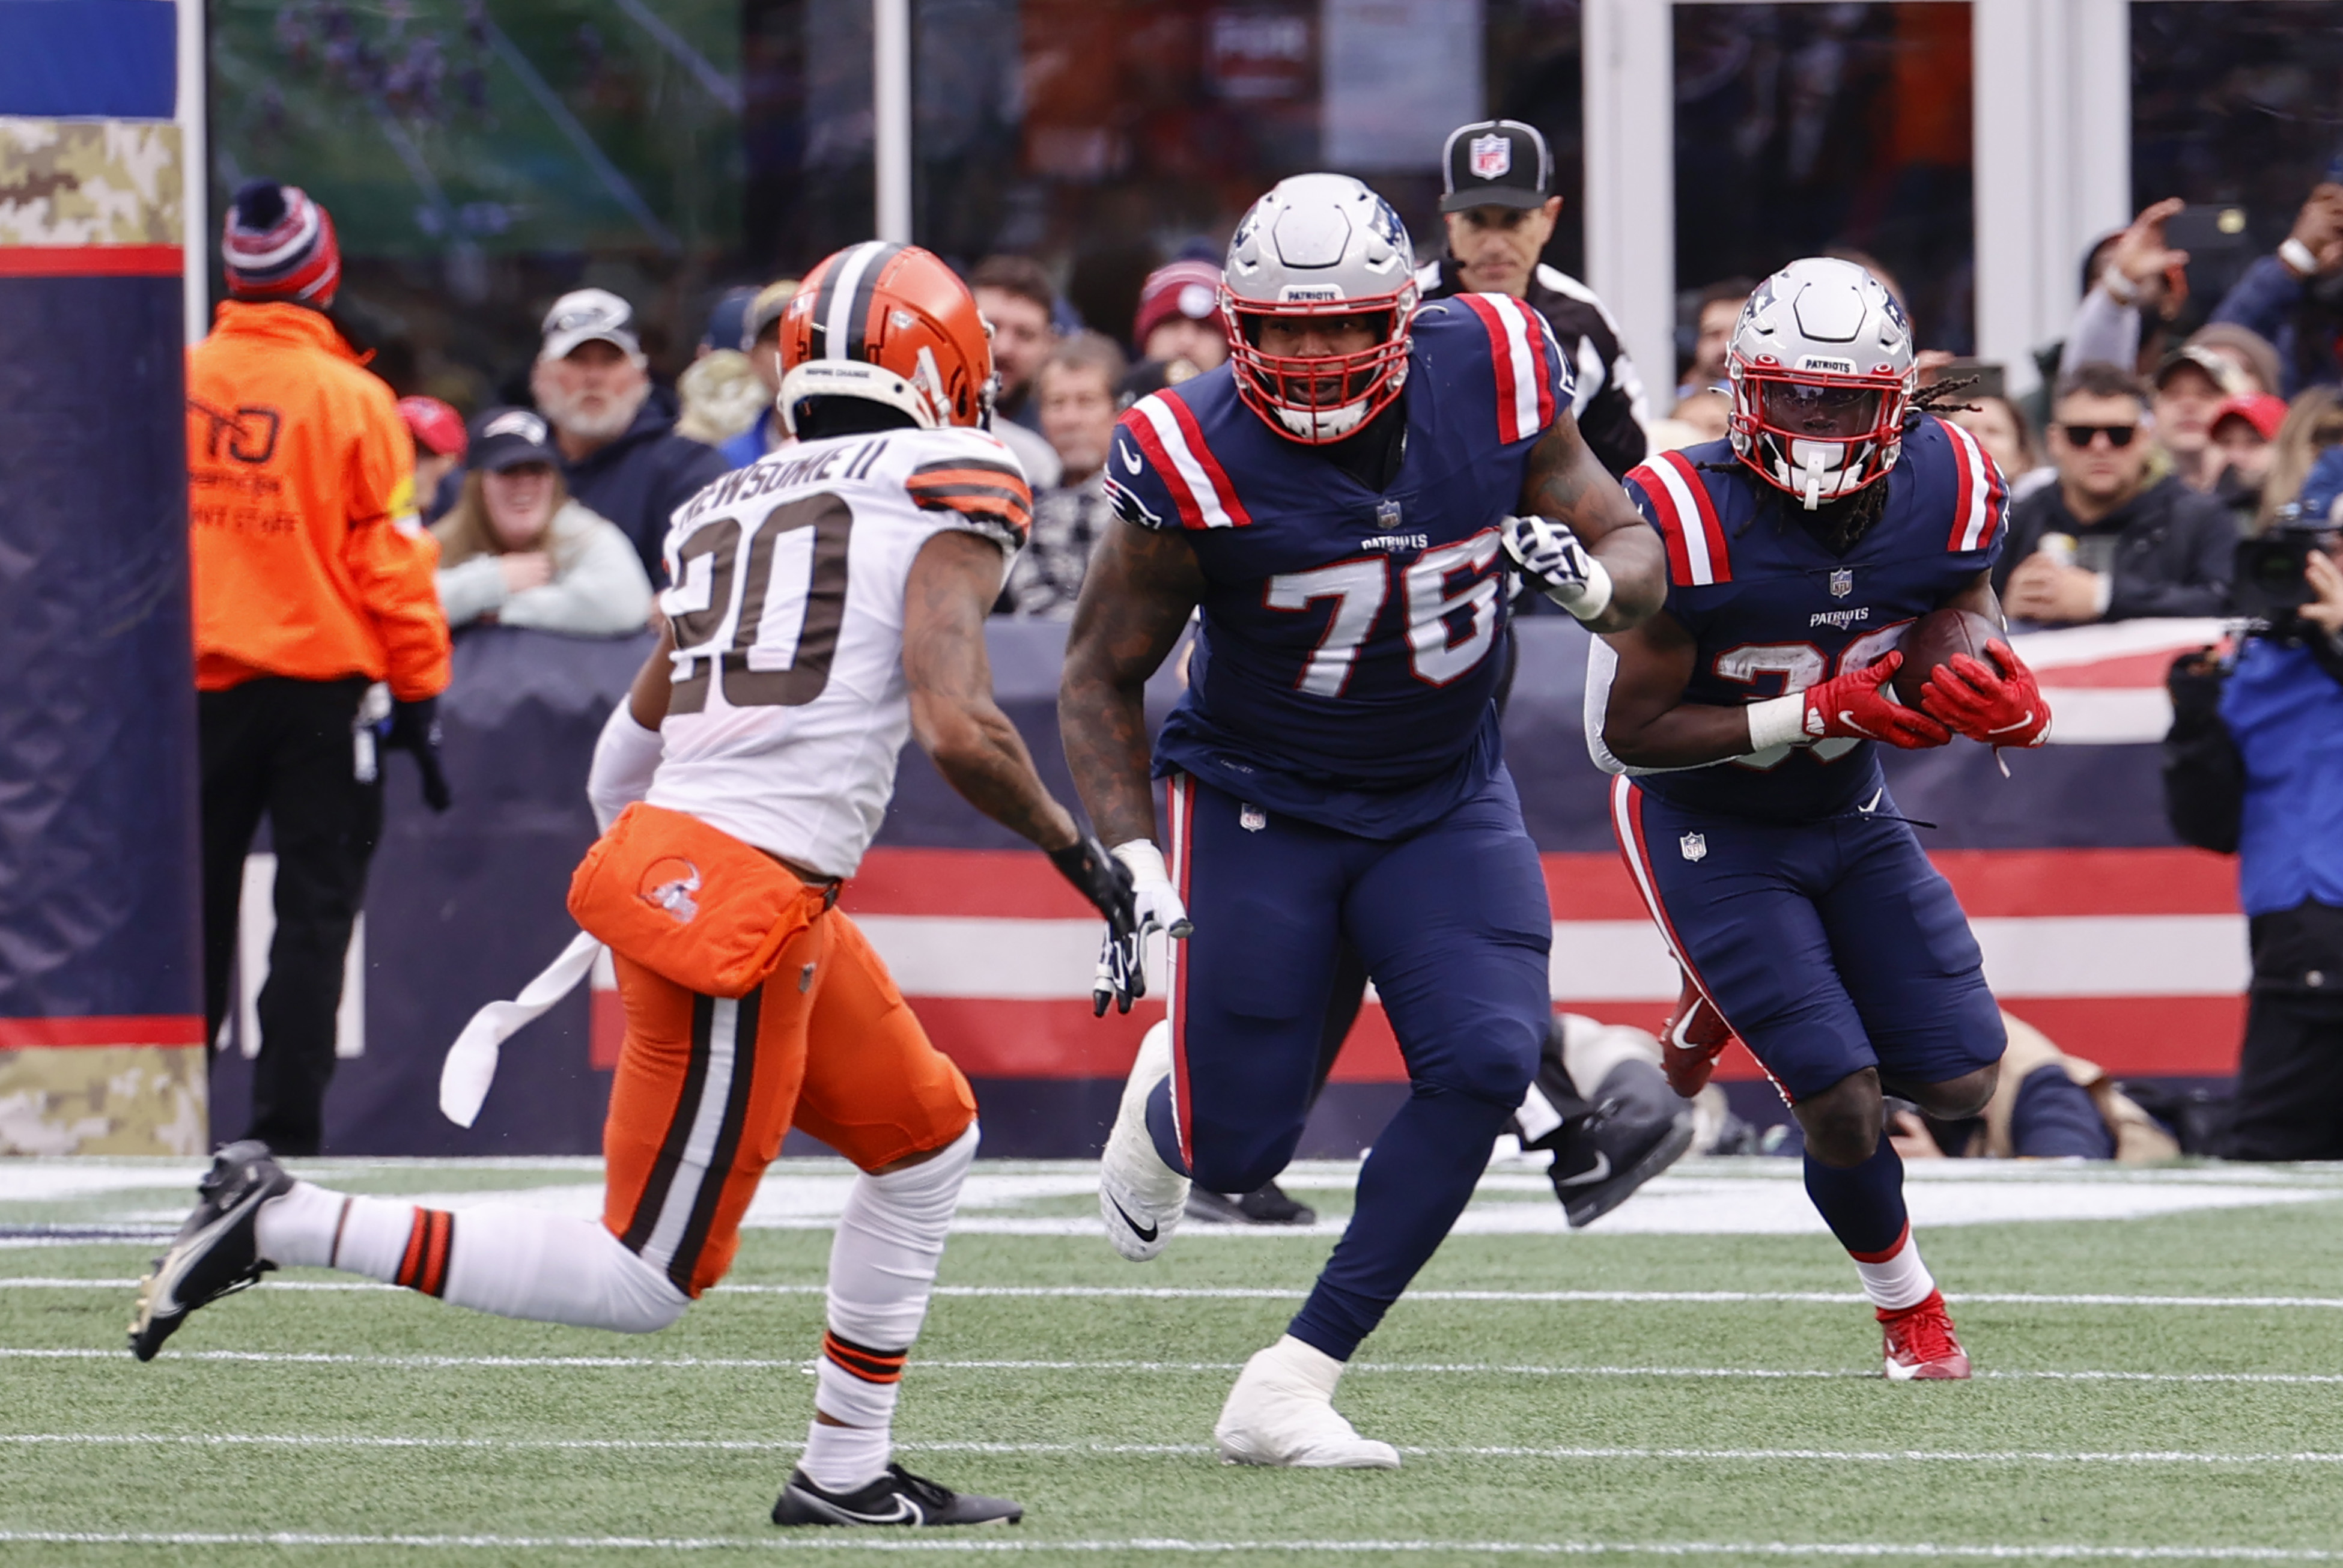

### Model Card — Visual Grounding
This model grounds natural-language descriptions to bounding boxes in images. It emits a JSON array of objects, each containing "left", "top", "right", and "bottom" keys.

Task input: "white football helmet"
[
  {"left": 1726, "top": 257, "right": 1916, "bottom": 509},
  {"left": 1221, "top": 173, "right": 1418, "bottom": 444}
]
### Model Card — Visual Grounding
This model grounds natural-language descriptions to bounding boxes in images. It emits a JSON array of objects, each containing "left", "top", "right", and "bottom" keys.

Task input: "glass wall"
[{"left": 1673, "top": 2, "right": 1974, "bottom": 365}]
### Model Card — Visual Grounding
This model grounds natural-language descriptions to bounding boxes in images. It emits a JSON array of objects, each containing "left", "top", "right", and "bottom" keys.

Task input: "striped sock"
[
  {"left": 815, "top": 1329, "right": 907, "bottom": 1428},
  {"left": 392, "top": 1208, "right": 458, "bottom": 1298}
]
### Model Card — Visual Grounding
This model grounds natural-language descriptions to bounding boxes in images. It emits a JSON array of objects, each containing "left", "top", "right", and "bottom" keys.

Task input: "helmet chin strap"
[{"left": 1801, "top": 446, "right": 1828, "bottom": 511}]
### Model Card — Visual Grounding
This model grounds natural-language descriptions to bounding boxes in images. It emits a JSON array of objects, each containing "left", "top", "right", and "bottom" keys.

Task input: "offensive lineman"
[
  {"left": 1595, "top": 257, "right": 2052, "bottom": 1378},
  {"left": 131, "top": 244, "right": 1138, "bottom": 1528},
  {"left": 1060, "top": 174, "right": 1667, "bottom": 1465}
]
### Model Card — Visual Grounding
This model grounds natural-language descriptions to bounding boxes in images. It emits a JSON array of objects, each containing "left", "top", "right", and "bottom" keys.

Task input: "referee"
[{"left": 187, "top": 181, "right": 452, "bottom": 1154}]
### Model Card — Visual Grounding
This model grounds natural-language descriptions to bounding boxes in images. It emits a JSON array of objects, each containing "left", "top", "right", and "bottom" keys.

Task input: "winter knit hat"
[
  {"left": 1131, "top": 258, "right": 1225, "bottom": 352},
  {"left": 222, "top": 180, "right": 341, "bottom": 306}
]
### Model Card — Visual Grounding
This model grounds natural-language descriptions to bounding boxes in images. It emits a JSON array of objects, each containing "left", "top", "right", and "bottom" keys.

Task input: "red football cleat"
[
  {"left": 1659, "top": 972, "right": 1732, "bottom": 1099},
  {"left": 1879, "top": 1289, "right": 1971, "bottom": 1381}
]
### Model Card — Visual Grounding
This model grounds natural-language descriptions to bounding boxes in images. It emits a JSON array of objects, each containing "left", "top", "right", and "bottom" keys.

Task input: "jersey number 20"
[{"left": 667, "top": 493, "right": 852, "bottom": 713}]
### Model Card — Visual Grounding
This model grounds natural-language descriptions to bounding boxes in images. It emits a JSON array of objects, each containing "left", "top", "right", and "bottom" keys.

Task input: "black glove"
[
  {"left": 381, "top": 696, "right": 453, "bottom": 813},
  {"left": 1047, "top": 833, "right": 1140, "bottom": 1015}
]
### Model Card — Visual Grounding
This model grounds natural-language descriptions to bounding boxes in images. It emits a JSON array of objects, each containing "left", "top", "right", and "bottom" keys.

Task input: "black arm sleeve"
[{"left": 2161, "top": 650, "right": 2244, "bottom": 854}]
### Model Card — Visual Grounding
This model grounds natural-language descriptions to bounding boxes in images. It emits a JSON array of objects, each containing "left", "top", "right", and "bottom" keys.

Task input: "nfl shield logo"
[
  {"left": 1829, "top": 567, "right": 1854, "bottom": 599},
  {"left": 1468, "top": 133, "right": 1512, "bottom": 181},
  {"left": 1679, "top": 832, "right": 1707, "bottom": 863},
  {"left": 1375, "top": 497, "right": 1404, "bottom": 532},
  {"left": 1240, "top": 803, "right": 1267, "bottom": 833}
]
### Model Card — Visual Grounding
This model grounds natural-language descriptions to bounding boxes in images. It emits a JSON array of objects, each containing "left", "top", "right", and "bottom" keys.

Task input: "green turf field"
[{"left": 4, "top": 1156, "right": 2342, "bottom": 1565}]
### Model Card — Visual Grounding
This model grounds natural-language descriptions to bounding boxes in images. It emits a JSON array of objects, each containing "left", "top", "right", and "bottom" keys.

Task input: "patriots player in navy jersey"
[
  {"left": 1059, "top": 174, "right": 1667, "bottom": 1466},
  {"left": 1593, "top": 257, "right": 2054, "bottom": 1380}
]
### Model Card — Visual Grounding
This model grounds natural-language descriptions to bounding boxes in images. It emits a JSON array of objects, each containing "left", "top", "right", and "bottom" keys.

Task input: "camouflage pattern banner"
[
  {"left": 0, "top": 1047, "right": 208, "bottom": 1157},
  {"left": 0, "top": 118, "right": 184, "bottom": 249}
]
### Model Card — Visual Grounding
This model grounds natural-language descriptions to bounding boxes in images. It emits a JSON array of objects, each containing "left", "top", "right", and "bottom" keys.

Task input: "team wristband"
[
  {"left": 2281, "top": 237, "right": 2321, "bottom": 278},
  {"left": 1554, "top": 556, "right": 1615, "bottom": 623},
  {"left": 1745, "top": 693, "right": 1808, "bottom": 752}
]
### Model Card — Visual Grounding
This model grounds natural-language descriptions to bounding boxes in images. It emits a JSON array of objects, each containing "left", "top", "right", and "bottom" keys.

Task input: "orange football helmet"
[{"left": 777, "top": 242, "right": 995, "bottom": 433}]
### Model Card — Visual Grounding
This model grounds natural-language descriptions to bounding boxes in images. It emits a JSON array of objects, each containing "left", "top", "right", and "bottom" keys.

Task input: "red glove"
[
  {"left": 1919, "top": 640, "right": 2052, "bottom": 749},
  {"left": 1801, "top": 652, "right": 1951, "bottom": 749}
]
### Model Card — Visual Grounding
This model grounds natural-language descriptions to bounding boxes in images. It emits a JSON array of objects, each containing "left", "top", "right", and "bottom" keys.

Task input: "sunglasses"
[{"left": 2058, "top": 423, "right": 2139, "bottom": 448}]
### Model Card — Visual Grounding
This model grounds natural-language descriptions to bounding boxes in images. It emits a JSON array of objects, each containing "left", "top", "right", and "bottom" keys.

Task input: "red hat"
[
  {"left": 221, "top": 180, "right": 341, "bottom": 306},
  {"left": 397, "top": 396, "right": 469, "bottom": 458},
  {"left": 1132, "top": 259, "right": 1226, "bottom": 351},
  {"left": 2211, "top": 392, "right": 2287, "bottom": 443}
]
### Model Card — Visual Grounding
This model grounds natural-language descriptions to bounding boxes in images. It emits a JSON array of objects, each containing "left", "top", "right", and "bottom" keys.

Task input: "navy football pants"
[
  {"left": 1611, "top": 776, "right": 2004, "bottom": 1104},
  {"left": 1152, "top": 770, "right": 1551, "bottom": 1360}
]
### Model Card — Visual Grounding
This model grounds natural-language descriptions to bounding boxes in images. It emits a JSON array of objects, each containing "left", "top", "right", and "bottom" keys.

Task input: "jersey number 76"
[{"left": 1265, "top": 530, "right": 1503, "bottom": 696}]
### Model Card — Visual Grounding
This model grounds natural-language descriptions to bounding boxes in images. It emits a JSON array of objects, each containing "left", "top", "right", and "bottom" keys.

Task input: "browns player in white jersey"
[{"left": 131, "top": 243, "right": 1139, "bottom": 1531}]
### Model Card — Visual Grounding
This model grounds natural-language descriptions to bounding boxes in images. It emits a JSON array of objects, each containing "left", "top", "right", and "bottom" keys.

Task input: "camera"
[{"left": 2230, "top": 523, "right": 2332, "bottom": 622}]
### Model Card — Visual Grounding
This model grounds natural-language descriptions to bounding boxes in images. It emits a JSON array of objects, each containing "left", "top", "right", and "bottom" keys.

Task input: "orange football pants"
[{"left": 600, "top": 907, "right": 976, "bottom": 1298}]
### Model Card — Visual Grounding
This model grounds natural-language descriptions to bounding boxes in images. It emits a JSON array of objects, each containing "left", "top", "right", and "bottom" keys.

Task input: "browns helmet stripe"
[{"left": 813, "top": 241, "right": 904, "bottom": 362}]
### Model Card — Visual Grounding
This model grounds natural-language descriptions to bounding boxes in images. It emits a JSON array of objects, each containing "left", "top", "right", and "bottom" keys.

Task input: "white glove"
[
  {"left": 1093, "top": 839, "right": 1193, "bottom": 1014},
  {"left": 1501, "top": 513, "right": 1613, "bottom": 622}
]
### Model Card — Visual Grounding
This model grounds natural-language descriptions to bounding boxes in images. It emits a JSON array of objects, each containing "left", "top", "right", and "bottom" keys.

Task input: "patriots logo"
[
  {"left": 1104, "top": 474, "right": 1162, "bottom": 530},
  {"left": 1468, "top": 133, "right": 1512, "bottom": 180}
]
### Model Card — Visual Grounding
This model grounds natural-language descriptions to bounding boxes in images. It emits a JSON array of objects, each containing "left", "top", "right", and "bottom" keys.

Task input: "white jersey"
[{"left": 643, "top": 425, "right": 1030, "bottom": 878}]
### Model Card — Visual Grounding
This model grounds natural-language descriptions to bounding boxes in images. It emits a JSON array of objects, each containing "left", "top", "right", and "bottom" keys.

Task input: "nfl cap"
[
  {"left": 539, "top": 287, "right": 642, "bottom": 361},
  {"left": 1439, "top": 119, "right": 1551, "bottom": 213},
  {"left": 467, "top": 407, "right": 561, "bottom": 472}
]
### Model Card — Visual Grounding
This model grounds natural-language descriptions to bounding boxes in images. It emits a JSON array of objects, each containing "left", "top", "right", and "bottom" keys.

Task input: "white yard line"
[
  {"left": 0, "top": 1530, "right": 2333, "bottom": 1558},
  {"left": 5, "top": 1346, "right": 2339, "bottom": 1387},
  {"left": 3, "top": 1433, "right": 2341, "bottom": 1466}
]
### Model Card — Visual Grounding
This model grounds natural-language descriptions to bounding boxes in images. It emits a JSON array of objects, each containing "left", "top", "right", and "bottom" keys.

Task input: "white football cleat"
[
  {"left": 1214, "top": 1336, "right": 1400, "bottom": 1469},
  {"left": 1098, "top": 1020, "right": 1188, "bottom": 1262}
]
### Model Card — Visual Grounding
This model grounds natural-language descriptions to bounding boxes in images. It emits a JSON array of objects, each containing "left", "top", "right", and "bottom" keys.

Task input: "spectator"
[
  {"left": 2163, "top": 449, "right": 2343, "bottom": 1160},
  {"left": 2210, "top": 393, "right": 2287, "bottom": 528},
  {"left": 1670, "top": 384, "right": 1731, "bottom": 445},
  {"left": 1681, "top": 277, "right": 1755, "bottom": 399},
  {"left": 397, "top": 395, "right": 467, "bottom": 524},
  {"left": 2211, "top": 174, "right": 2343, "bottom": 397},
  {"left": 1948, "top": 392, "right": 2047, "bottom": 496},
  {"left": 2151, "top": 346, "right": 2246, "bottom": 493},
  {"left": 675, "top": 285, "right": 767, "bottom": 449},
  {"left": 2059, "top": 198, "right": 2192, "bottom": 383},
  {"left": 719, "top": 279, "right": 799, "bottom": 469},
  {"left": 970, "top": 254, "right": 1058, "bottom": 430},
  {"left": 431, "top": 408, "right": 652, "bottom": 637},
  {"left": 1414, "top": 119, "right": 1649, "bottom": 478},
  {"left": 998, "top": 333, "right": 1124, "bottom": 619},
  {"left": 189, "top": 180, "right": 451, "bottom": 1156},
  {"left": 1994, "top": 362, "right": 2238, "bottom": 624},
  {"left": 528, "top": 287, "right": 728, "bottom": 585},
  {"left": 2256, "top": 386, "right": 2343, "bottom": 532},
  {"left": 2189, "top": 322, "right": 2285, "bottom": 400},
  {"left": 1129, "top": 258, "right": 1227, "bottom": 375}
]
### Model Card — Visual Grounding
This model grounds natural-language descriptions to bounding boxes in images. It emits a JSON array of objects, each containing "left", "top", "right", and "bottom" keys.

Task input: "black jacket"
[
  {"left": 552, "top": 386, "right": 729, "bottom": 586},
  {"left": 1414, "top": 257, "right": 1650, "bottom": 480},
  {"left": 1993, "top": 473, "right": 2240, "bottom": 621}
]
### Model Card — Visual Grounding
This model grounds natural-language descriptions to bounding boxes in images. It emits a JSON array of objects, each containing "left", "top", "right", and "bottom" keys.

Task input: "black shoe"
[
  {"left": 128, "top": 1140, "right": 291, "bottom": 1361},
  {"left": 1549, "top": 1063, "right": 1695, "bottom": 1229},
  {"left": 772, "top": 1463, "right": 1023, "bottom": 1527},
  {"left": 1184, "top": 1180, "right": 1316, "bottom": 1227}
]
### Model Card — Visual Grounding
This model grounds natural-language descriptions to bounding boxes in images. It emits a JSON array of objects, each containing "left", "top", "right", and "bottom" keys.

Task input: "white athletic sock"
[
  {"left": 1852, "top": 1226, "right": 1937, "bottom": 1312},
  {"left": 804, "top": 1122, "right": 980, "bottom": 1471},
  {"left": 257, "top": 1182, "right": 687, "bottom": 1332},
  {"left": 799, "top": 1420, "right": 893, "bottom": 1494}
]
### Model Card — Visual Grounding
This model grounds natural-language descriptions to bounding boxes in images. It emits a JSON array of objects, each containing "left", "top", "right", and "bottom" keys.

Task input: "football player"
[
  {"left": 1591, "top": 256, "right": 2052, "bottom": 1379},
  {"left": 1060, "top": 173, "right": 1668, "bottom": 1465},
  {"left": 131, "top": 244, "right": 1138, "bottom": 1529}
]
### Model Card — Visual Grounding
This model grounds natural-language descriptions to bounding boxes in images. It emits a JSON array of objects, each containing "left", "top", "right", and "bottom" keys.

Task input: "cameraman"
[{"left": 2166, "top": 449, "right": 2343, "bottom": 1161}]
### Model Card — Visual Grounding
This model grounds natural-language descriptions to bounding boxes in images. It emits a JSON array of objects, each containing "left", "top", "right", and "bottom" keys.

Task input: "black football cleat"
[
  {"left": 1548, "top": 1061, "right": 1695, "bottom": 1229},
  {"left": 772, "top": 1463, "right": 1023, "bottom": 1528},
  {"left": 128, "top": 1140, "right": 292, "bottom": 1361},
  {"left": 1185, "top": 1179, "right": 1317, "bottom": 1227}
]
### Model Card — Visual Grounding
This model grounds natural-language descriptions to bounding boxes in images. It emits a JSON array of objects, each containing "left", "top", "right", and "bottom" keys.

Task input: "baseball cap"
[
  {"left": 742, "top": 279, "right": 801, "bottom": 350},
  {"left": 2151, "top": 345, "right": 2246, "bottom": 397},
  {"left": 467, "top": 407, "right": 561, "bottom": 472},
  {"left": 540, "top": 287, "right": 641, "bottom": 361},
  {"left": 2211, "top": 392, "right": 2287, "bottom": 443},
  {"left": 397, "top": 396, "right": 469, "bottom": 458},
  {"left": 1131, "top": 259, "right": 1224, "bottom": 349},
  {"left": 1439, "top": 120, "right": 1551, "bottom": 213}
]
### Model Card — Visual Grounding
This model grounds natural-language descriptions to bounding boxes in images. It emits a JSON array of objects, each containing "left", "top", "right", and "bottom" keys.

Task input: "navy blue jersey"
[
  {"left": 1598, "top": 418, "right": 2007, "bottom": 822},
  {"left": 1107, "top": 293, "right": 1572, "bottom": 838}
]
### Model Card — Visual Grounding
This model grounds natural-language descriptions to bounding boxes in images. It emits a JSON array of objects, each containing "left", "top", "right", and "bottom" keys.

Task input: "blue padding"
[{"left": 0, "top": 0, "right": 177, "bottom": 118}]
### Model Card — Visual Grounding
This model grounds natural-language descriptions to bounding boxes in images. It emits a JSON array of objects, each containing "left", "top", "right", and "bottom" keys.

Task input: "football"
[{"left": 1890, "top": 607, "right": 2001, "bottom": 708}]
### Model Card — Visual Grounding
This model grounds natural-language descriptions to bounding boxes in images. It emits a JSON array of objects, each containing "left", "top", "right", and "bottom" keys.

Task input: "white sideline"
[
  {"left": 5, "top": 1433, "right": 2343, "bottom": 1466},
  {"left": 0, "top": 1530, "right": 2333, "bottom": 1558},
  {"left": 8, "top": 1347, "right": 2343, "bottom": 1387},
  {"left": 14, "top": 1277, "right": 2343, "bottom": 1308}
]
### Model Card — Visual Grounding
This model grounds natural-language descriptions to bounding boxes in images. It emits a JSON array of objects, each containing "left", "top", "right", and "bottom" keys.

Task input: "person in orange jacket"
[{"left": 188, "top": 180, "right": 453, "bottom": 1156}]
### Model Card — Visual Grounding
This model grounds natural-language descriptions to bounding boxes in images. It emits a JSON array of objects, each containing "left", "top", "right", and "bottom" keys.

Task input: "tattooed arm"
[
  {"left": 903, "top": 529, "right": 1080, "bottom": 852},
  {"left": 1058, "top": 518, "right": 1208, "bottom": 847},
  {"left": 1516, "top": 412, "right": 1668, "bottom": 634}
]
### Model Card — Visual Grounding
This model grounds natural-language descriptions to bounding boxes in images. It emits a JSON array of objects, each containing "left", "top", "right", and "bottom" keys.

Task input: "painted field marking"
[
  {"left": 0, "top": 1530, "right": 2335, "bottom": 1559},
  {"left": 16, "top": 1347, "right": 2341, "bottom": 1387},
  {"left": 4, "top": 1433, "right": 2342, "bottom": 1466}
]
